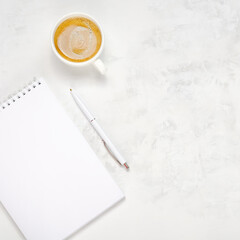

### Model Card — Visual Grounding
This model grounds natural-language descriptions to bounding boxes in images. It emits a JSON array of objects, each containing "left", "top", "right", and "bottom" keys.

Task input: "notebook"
[{"left": 0, "top": 78, "right": 124, "bottom": 240}]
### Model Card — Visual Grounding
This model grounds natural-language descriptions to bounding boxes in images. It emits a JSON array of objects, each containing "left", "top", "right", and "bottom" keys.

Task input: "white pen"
[{"left": 70, "top": 89, "right": 129, "bottom": 170}]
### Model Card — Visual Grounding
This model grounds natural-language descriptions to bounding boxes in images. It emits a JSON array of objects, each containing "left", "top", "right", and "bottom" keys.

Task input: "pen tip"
[
  {"left": 124, "top": 163, "right": 129, "bottom": 170},
  {"left": 70, "top": 88, "right": 72, "bottom": 92}
]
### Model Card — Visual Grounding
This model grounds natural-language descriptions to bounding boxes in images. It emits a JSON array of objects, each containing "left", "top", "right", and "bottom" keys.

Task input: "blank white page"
[{"left": 0, "top": 78, "right": 124, "bottom": 240}]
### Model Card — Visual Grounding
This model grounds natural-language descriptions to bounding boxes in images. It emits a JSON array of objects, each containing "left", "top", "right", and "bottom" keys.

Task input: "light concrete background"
[{"left": 1, "top": 0, "right": 240, "bottom": 239}]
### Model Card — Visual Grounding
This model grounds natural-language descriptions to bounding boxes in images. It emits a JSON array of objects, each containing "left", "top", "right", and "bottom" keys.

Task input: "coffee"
[{"left": 54, "top": 17, "right": 102, "bottom": 62}]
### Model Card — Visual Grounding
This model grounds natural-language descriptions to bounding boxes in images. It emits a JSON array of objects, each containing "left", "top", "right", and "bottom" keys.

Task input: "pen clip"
[{"left": 102, "top": 140, "right": 122, "bottom": 166}]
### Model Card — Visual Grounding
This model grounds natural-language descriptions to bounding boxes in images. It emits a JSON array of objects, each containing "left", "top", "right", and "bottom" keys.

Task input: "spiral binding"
[{"left": 0, "top": 78, "right": 42, "bottom": 110}]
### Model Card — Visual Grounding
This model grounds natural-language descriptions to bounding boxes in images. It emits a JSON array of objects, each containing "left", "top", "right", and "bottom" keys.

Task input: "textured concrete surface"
[{"left": 1, "top": 0, "right": 240, "bottom": 239}]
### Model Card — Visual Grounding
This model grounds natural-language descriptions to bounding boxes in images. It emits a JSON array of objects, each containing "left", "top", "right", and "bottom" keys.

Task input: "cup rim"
[{"left": 51, "top": 12, "right": 104, "bottom": 66}]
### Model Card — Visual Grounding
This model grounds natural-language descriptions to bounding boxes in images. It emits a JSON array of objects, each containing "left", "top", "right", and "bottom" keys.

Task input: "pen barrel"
[
  {"left": 70, "top": 90, "right": 126, "bottom": 166},
  {"left": 91, "top": 120, "right": 126, "bottom": 165},
  {"left": 71, "top": 91, "right": 95, "bottom": 121}
]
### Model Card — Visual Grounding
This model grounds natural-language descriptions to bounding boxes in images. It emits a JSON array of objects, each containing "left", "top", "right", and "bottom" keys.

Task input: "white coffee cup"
[{"left": 51, "top": 12, "right": 105, "bottom": 74}]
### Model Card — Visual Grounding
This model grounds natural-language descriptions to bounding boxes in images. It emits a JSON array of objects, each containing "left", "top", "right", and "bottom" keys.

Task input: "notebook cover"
[{"left": 0, "top": 78, "right": 124, "bottom": 240}]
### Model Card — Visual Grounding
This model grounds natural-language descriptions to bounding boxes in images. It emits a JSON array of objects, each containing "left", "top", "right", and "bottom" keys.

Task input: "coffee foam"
[{"left": 57, "top": 25, "right": 97, "bottom": 60}]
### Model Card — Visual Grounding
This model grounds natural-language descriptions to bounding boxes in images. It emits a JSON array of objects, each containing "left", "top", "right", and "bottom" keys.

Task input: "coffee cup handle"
[{"left": 93, "top": 59, "right": 105, "bottom": 75}]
